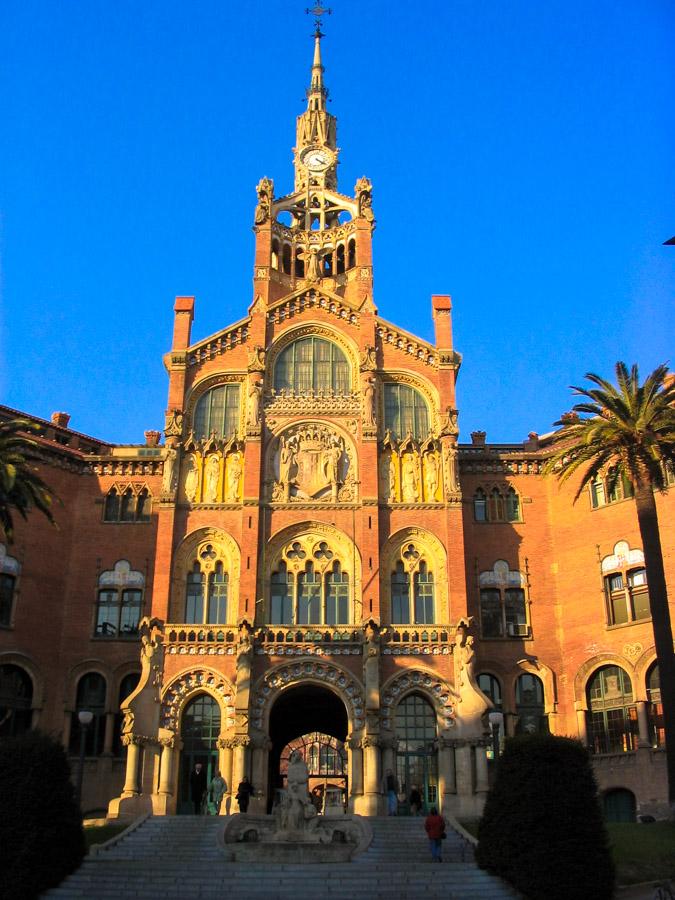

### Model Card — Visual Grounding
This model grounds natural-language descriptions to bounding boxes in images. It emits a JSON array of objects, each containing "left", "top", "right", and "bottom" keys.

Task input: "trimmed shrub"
[
  {"left": 0, "top": 730, "right": 86, "bottom": 899},
  {"left": 476, "top": 734, "right": 615, "bottom": 900}
]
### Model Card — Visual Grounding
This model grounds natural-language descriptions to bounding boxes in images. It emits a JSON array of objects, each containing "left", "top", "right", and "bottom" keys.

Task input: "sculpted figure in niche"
[
  {"left": 205, "top": 455, "right": 220, "bottom": 503},
  {"left": 254, "top": 177, "right": 273, "bottom": 225},
  {"left": 227, "top": 452, "right": 243, "bottom": 502},
  {"left": 388, "top": 453, "right": 397, "bottom": 501},
  {"left": 184, "top": 454, "right": 199, "bottom": 503},
  {"left": 306, "top": 247, "right": 321, "bottom": 282},
  {"left": 425, "top": 453, "right": 438, "bottom": 501},
  {"left": 445, "top": 446, "right": 459, "bottom": 493},
  {"left": 322, "top": 441, "right": 342, "bottom": 499},
  {"left": 363, "top": 376, "right": 376, "bottom": 427},
  {"left": 162, "top": 446, "right": 179, "bottom": 495},
  {"left": 247, "top": 377, "right": 262, "bottom": 427},
  {"left": 401, "top": 454, "right": 419, "bottom": 502}
]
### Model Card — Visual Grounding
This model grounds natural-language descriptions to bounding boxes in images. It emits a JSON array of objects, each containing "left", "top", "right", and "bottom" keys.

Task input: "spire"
[{"left": 306, "top": 5, "right": 331, "bottom": 111}]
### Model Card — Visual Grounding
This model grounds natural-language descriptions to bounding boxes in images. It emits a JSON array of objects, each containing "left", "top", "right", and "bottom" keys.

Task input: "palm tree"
[
  {"left": 543, "top": 362, "right": 675, "bottom": 816},
  {"left": 0, "top": 418, "right": 57, "bottom": 543}
]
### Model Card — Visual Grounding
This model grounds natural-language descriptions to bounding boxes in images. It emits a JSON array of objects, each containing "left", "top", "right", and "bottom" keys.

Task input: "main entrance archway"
[
  {"left": 394, "top": 692, "right": 438, "bottom": 814},
  {"left": 268, "top": 684, "right": 348, "bottom": 811},
  {"left": 178, "top": 693, "right": 221, "bottom": 814}
]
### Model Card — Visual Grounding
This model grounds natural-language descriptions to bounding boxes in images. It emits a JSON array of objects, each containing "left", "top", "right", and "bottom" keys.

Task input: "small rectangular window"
[{"left": 0, "top": 574, "right": 15, "bottom": 627}]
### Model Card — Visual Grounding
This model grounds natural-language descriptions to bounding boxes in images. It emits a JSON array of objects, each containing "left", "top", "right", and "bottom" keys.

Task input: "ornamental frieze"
[{"left": 264, "top": 389, "right": 361, "bottom": 417}]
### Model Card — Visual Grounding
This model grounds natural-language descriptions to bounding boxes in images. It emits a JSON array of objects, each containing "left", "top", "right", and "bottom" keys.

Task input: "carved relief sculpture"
[
  {"left": 164, "top": 409, "right": 183, "bottom": 439},
  {"left": 247, "top": 345, "right": 266, "bottom": 372},
  {"left": 247, "top": 377, "right": 262, "bottom": 427},
  {"left": 184, "top": 453, "right": 199, "bottom": 503},
  {"left": 424, "top": 452, "right": 438, "bottom": 501},
  {"left": 162, "top": 445, "right": 179, "bottom": 496},
  {"left": 205, "top": 454, "right": 220, "bottom": 503},
  {"left": 272, "top": 425, "right": 353, "bottom": 503},
  {"left": 401, "top": 453, "right": 419, "bottom": 502},
  {"left": 359, "top": 344, "right": 377, "bottom": 372},
  {"left": 226, "top": 452, "right": 243, "bottom": 502},
  {"left": 362, "top": 375, "right": 376, "bottom": 427}
]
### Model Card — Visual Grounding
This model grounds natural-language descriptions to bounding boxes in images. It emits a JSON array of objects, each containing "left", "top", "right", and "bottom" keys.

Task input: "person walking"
[
  {"left": 409, "top": 784, "right": 423, "bottom": 816},
  {"left": 382, "top": 768, "right": 399, "bottom": 816},
  {"left": 189, "top": 762, "right": 207, "bottom": 815},
  {"left": 424, "top": 806, "right": 446, "bottom": 862},
  {"left": 236, "top": 775, "right": 254, "bottom": 813},
  {"left": 209, "top": 769, "right": 227, "bottom": 814}
]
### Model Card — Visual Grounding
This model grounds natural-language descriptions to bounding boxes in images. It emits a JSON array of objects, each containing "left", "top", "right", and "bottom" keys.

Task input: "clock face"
[{"left": 302, "top": 148, "right": 331, "bottom": 171}]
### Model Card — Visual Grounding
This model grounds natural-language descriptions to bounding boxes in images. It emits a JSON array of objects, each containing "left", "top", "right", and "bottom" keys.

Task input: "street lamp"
[
  {"left": 488, "top": 711, "right": 504, "bottom": 760},
  {"left": 75, "top": 709, "right": 94, "bottom": 808}
]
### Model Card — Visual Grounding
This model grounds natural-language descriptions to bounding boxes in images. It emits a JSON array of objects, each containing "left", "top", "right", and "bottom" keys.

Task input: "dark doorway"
[{"left": 267, "top": 684, "right": 348, "bottom": 811}]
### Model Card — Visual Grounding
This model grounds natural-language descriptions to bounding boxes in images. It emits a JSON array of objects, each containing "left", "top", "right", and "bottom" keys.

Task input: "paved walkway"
[{"left": 44, "top": 815, "right": 521, "bottom": 899}]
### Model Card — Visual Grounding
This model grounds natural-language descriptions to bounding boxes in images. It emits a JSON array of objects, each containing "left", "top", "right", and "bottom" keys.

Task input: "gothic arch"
[
  {"left": 380, "top": 527, "right": 449, "bottom": 622},
  {"left": 380, "top": 668, "right": 455, "bottom": 733},
  {"left": 160, "top": 667, "right": 235, "bottom": 734},
  {"left": 170, "top": 527, "right": 241, "bottom": 622},
  {"left": 265, "top": 320, "right": 360, "bottom": 392},
  {"left": 66, "top": 659, "right": 114, "bottom": 712},
  {"left": 250, "top": 660, "right": 365, "bottom": 734},
  {"left": 264, "top": 520, "right": 363, "bottom": 623},
  {"left": 511, "top": 659, "right": 557, "bottom": 716},
  {"left": 0, "top": 651, "right": 44, "bottom": 711},
  {"left": 574, "top": 653, "right": 636, "bottom": 711}
]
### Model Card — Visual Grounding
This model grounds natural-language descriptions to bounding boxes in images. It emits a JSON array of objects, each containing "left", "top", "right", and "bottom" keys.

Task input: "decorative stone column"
[
  {"left": 218, "top": 736, "right": 234, "bottom": 809},
  {"left": 576, "top": 706, "right": 589, "bottom": 746},
  {"left": 454, "top": 740, "right": 474, "bottom": 815},
  {"left": 636, "top": 701, "right": 650, "bottom": 748},
  {"left": 231, "top": 736, "right": 251, "bottom": 797},
  {"left": 475, "top": 740, "right": 490, "bottom": 794},
  {"left": 347, "top": 735, "right": 364, "bottom": 813},
  {"left": 437, "top": 736, "right": 456, "bottom": 814},
  {"left": 158, "top": 736, "right": 176, "bottom": 795},
  {"left": 380, "top": 733, "right": 397, "bottom": 778},
  {"left": 361, "top": 735, "right": 381, "bottom": 816},
  {"left": 121, "top": 736, "right": 141, "bottom": 796}
]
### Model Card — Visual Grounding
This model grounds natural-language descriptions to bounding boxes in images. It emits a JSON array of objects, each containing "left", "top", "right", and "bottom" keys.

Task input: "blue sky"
[{"left": 1, "top": 0, "right": 673, "bottom": 444}]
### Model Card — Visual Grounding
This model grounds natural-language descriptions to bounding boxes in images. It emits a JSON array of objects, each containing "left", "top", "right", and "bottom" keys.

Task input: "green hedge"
[
  {"left": 476, "top": 734, "right": 615, "bottom": 900},
  {"left": 0, "top": 730, "right": 86, "bottom": 898}
]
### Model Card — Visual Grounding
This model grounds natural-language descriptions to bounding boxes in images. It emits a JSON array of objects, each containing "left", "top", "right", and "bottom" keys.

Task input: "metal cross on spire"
[{"left": 305, "top": 3, "right": 332, "bottom": 35}]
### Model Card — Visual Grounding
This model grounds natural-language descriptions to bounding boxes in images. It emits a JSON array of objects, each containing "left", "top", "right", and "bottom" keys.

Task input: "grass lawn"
[
  {"left": 460, "top": 819, "right": 675, "bottom": 886},
  {"left": 84, "top": 823, "right": 128, "bottom": 850},
  {"left": 608, "top": 823, "right": 675, "bottom": 885}
]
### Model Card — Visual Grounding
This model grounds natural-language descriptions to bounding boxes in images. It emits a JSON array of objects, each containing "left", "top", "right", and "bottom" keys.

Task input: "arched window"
[
  {"left": 602, "top": 542, "right": 650, "bottom": 626},
  {"left": 193, "top": 385, "right": 241, "bottom": 440},
  {"left": 587, "top": 665, "right": 637, "bottom": 754},
  {"left": 70, "top": 672, "right": 107, "bottom": 757},
  {"left": 478, "top": 673, "right": 502, "bottom": 710},
  {"left": 505, "top": 488, "right": 520, "bottom": 522},
  {"left": 515, "top": 673, "right": 547, "bottom": 734},
  {"left": 488, "top": 488, "right": 504, "bottom": 522},
  {"left": 413, "top": 562, "right": 434, "bottom": 624},
  {"left": 207, "top": 563, "right": 229, "bottom": 624},
  {"left": 103, "top": 486, "right": 152, "bottom": 524},
  {"left": 185, "top": 564, "right": 205, "bottom": 623},
  {"left": 347, "top": 238, "right": 356, "bottom": 269},
  {"left": 294, "top": 247, "right": 305, "bottom": 278},
  {"left": 390, "top": 547, "right": 435, "bottom": 625},
  {"left": 271, "top": 238, "right": 280, "bottom": 269},
  {"left": 274, "top": 337, "right": 351, "bottom": 393},
  {"left": 479, "top": 561, "right": 528, "bottom": 638},
  {"left": 473, "top": 489, "right": 487, "bottom": 522},
  {"left": 391, "top": 561, "right": 410, "bottom": 624},
  {"left": 474, "top": 486, "right": 521, "bottom": 523},
  {"left": 647, "top": 663, "right": 663, "bottom": 747},
  {"left": 113, "top": 672, "right": 140, "bottom": 756},
  {"left": 120, "top": 488, "right": 135, "bottom": 522},
  {"left": 104, "top": 489, "right": 121, "bottom": 522},
  {"left": 336, "top": 243, "right": 345, "bottom": 274},
  {"left": 383, "top": 384, "right": 429, "bottom": 440},
  {"left": 282, "top": 244, "right": 292, "bottom": 274},
  {"left": 95, "top": 561, "right": 144, "bottom": 638},
  {"left": 0, "top": 664, "right": 33, "bottom": 737},
  {"left": 136, "top": 488, "right": 151, "bottom": 522},
  {"left": 269, "top": 552, "right": 350, "bottom": 627}
]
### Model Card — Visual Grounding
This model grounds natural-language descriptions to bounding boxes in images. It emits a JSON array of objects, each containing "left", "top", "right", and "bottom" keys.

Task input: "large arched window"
[
  {"left": 478, "top": 673, "right": 503, "bottom": 711},
  {"left": 184, "top": 556, "right": 230, "bottom": 625},
  {"left": 269, "top": 559, "right": 350, "bottom": 626},
  {"left": 0, "top": 664, "right": 33, "bottom": 737},
  {"left": 515, "top": 673, "right": 547, "bottom": 734},
  {"left": 383, "top": 384, "right": 429, "bottom": 440},
  {"left": 394, "top": 693, "right": 438, "bottom": 811},
  {"left": 587, "top": 665, "right": 637, "bottom": 754},
  {"left": 193, "top": 384, "right": 241, "bottom": 440},
  {"left": 274, "top": 337, "right": 351, "bottom": 393},
  {"left": 69, "top": 672, "right": 107, "bottom": 757},
  {"left": 390, "top": 552, "right": 435, "bottom": 625}
]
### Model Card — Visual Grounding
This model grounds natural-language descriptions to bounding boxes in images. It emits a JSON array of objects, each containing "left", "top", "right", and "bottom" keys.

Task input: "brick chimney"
[{"left": 51, "top": 412, "right": 71, "bottom": 429}]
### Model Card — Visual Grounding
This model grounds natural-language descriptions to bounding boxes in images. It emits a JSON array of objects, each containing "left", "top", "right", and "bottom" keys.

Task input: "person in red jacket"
[{"left": 424, "top": 806, "right": 445, "bottom": 862}]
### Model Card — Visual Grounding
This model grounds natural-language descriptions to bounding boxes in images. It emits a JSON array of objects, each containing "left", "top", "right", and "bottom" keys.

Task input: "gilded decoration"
[
  {"left": 179, "top": 437, "right": 244, "bottom": 505},
  {"left": 160, "top": 667, "right": 235, "bottom": 732},
  {"left": 380, "top": 528, "right": 449, "bottom": 621},
  {"left": 268, "top": 422, "right": 357, "bottom": 504},
  {"left": 250, "top": 661, "right": 365, "bottom": 733},
  {"left": 380, "top": 669, "right": 455, "bottom": 732},
  {"left": 378, "top": 437, "right": 443, "bottom": 504},
  {"left": 170, "top": 528, "right": 241, "bottom": 622}
]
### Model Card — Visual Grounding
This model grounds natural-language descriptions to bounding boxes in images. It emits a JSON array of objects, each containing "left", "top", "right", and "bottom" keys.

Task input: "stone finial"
[
  {"left": 144, "top": 430, "right": 161, "bottom": 447},
  {"left": 470, "top": 431, "right": 486, "bottom": 446},
  {"left": 524, "top": 431, "right": 540, "bottom": 450},
  {"left": 51, "top": 412, "right": 71, "bottom": 428}
]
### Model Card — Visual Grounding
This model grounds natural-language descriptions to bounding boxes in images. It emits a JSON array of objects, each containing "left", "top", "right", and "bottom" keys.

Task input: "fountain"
[{"left": 221, "top": 751, "right": 371, "bottom": 862}]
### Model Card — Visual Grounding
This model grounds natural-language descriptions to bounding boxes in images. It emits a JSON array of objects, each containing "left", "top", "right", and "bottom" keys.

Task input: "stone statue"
[
  {"left": 424, "top": 453, "right": 438, "bottom": 501},
  {"left": 388, "top": 453, "right": 397, "bottom": 500},
  {"left": 162, "top": 446, "right": 178, "bottom": 495},
  {"left": 363, "top": 376, "right": 376, "bottom": 427},
  {"left": 306, "top": 247, "right": 321, "bottom": 282},
  {"left": 227, "top": 452, "right": 242, "bottom": 502},
  {"left": 322, "top": 442, "right": 342, "bottom": 494},
  {"left": 248, "top": 378, "right": 262, "bottom": 427},
  {"left": 205, "top": 455, "right": 220, "bottom": 503},
  {"left": 254, "top": 177, "right": 273, "bottom": 225},
  {"left": 184, "top": 454, "right": 199, "bottom": 503},
  {"left": 277, "top": 750, "right": 317, "bottom": 833},
  {"left": 278, "top": 437, "right": 295, "bottom": 490},
  {"left": 401, "top": 454, "right": 419, "bottom": 502},
  {"left": 445, "top": 445, "right": 459, "bottom": 493}
]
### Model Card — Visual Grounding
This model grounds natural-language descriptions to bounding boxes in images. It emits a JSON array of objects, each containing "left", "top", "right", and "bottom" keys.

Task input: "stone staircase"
[{"left": 44, "top": 815, "right": 520, "bottom": 899}]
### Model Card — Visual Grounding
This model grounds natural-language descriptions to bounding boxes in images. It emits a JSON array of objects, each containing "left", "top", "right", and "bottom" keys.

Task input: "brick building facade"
[{"left": 1, "top": 27, "right": 672, "bottom": 822}]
